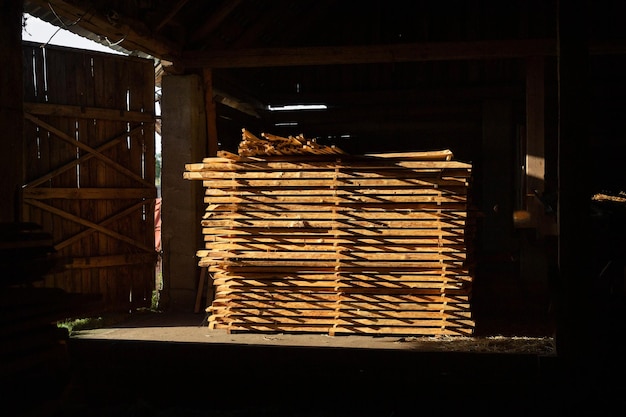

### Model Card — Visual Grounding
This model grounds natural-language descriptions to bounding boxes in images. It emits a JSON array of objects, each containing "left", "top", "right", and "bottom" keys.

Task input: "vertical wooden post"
[
  {"left": 203, "top": 68, "right": 219, "bottom": 157},
  {"left": 0, "top": 0, "right": 24, "bottom": 222},
  {"left": 525, "top": 56, "right": 546, "bottom": 230}
]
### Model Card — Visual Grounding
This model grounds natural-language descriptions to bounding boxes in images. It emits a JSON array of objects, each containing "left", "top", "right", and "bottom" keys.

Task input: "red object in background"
[{"left": 154, "top": 198, "right": 162, "bottom": 253}]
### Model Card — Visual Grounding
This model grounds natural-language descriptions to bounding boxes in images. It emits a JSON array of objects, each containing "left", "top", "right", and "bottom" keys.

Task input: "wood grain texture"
[{"left": 186, "top": 130, "right": 476, "bottom": 336}]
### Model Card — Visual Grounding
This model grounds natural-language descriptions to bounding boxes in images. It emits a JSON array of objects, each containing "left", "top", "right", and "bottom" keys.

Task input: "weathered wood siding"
[{"left": 21, "top": 43, "right": 157, "bottom": 311}]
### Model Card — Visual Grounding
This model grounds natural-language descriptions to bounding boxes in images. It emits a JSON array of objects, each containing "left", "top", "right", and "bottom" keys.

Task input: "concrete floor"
[
  {"left": 10, "top": 310, "right": 618, "bottom": 416},
  {"left": 69, "top": 310, "right": 556, "bottom": 354},
  {"left": 27, "top": 311, "right": 568, "bottom": 417}
]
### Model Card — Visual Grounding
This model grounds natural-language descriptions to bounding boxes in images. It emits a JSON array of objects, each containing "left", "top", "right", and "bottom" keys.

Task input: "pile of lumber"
[
  {"left": 238, "top": 129, "right": 346, "bottom": 157},
  {"left": 184, "top": 130, "right": 475, "bottom": 336},
  {"left": 1, "top": 222, "right": 103, "bottom": 414}
]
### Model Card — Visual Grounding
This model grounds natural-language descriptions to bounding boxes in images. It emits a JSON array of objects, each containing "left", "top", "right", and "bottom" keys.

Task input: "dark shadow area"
[{"left": 56, "top": 336, "right": 562, "bottom": 417}]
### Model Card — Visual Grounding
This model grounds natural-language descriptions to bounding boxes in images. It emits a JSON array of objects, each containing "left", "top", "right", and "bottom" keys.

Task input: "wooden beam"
[
  {"left": 180, "top": 39, "right": 557, "bottom": 69},
  {"left": 26, "top": 0, "right": 180, "bottom": 59},
  {"left": 25, "top": 199, "right": 154, "bottom": 253},
  {"left": 154, "top": 0, "right": 190, "bottom": 33},
  {"left": 0, "top": 0, "right": 23, "bottom": 222},
  {"left": 203, "top": 68, "right": 219, "bottom": 157},
  {"left": 23, "top": 102, "right": 154, "bottom": 122},
  {"left": 525, "top": 56, "right": 546, "bottom": 231},
  {"left": 262, "top": 84, "right": 525, "bottom": 107},
  {"left": 24, "top": 113, "right": 153, "bottom": 187},
  {"left": 189, "top": 0, "right": 243, "bottom": 44},
  {"left": 23, "top": 125, "right": 144, "bottom": 188},
  {"left": 23, "top": 187, "right": 156, "bottom": 200},
  {"left": 68, "top": 253, "right": 156, "bottom": 268},
  {"left": 54, "top": 200, "right": 149, "bottom": 250}
]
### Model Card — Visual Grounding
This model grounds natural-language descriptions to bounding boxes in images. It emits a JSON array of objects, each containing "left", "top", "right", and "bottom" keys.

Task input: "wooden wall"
[
  {"left": 21, "top": 43, "right": 157, "bottom": 311},
  {"left": 0, "top": 0, "right": 23, "bottom": 222}
]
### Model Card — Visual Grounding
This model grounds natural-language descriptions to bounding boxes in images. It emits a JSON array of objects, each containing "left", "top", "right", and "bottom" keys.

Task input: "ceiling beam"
[
  {"left": 25, "top": 0, "right": 180, "bottom": 59},
  {"left": 262, "top": 84, "right": 526, "bottom": 107},
  {"left": 180, "top": 39, "right": 557, "bottom": 69},
  {"left": 155, "top": 0, "right": 190, "bottom": 33},
  {"left": 189, "top": 0, "right": 243, "bottom": 45}
]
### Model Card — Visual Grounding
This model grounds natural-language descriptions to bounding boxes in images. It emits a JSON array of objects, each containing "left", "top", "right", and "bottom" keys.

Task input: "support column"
[
  {"left": 203, "top": 68, "right": 219, "bottom": 157},
  {"left": 525, "top": 56, "right": 546, "bottom": 229},
  {"left": 0, "top": 0, "right": 24, "bottom": 222},
  {"left": 160, "top": 74, "right": 207, "bottom": 311}
]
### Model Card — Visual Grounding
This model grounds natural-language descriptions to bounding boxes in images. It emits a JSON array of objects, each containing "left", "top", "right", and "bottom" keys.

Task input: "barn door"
[{"left": 21, "top": 43, "right": 157, "bottom": 311}]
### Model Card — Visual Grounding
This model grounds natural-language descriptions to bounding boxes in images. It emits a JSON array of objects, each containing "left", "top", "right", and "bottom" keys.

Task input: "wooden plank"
[
  {"left": 203, "top": 196, "right": 466, "bottom": 207},
  {"left": 186, "top": 168, "right": 472, "bottom": 180},
  {"left": 209, "top": 265, "right": 470, "bottom": 276},
  {"left": 72, "top": 52, "right": 95, "bottom": 295},
  {"left": 25, "top": 199, "right": 154, "bottom": 253},
  {"left": 55, "top": 199, "right": 149, "bottom": 251},
  {"left": 24, "top": 113, "right": 153, "bottom": 187},
  {"left": 44, "top": 48, "right": 75, "bottom": 293},
  {"left": 202, "top": 210, "right": 466, "bottom": 221},
  {"left": 203, "top": 197, "right": 468, "bottom": 207},
  {"left": 209, "top": 300, "right": 471, "bottom": 311},
  {"left": 204, "top": 242, "right": 467, "bottom": 253},
  {"left": 133, "top": 57, "right": 156, "bottom": 307},
  {"left": 202, "top": 201, "right": 469, "bottom": 212},
  {"left": 201, "top": 227, "right": 468, "bottom": 237},
  {"left": 330, "top": 326, "right": 474, "bottom": 336},
  {"left": 202, "top": 257, "right": 465, "bottom": 268},
  {"left": 217, "top": 323, "right": 474, "bottom": 336},
  {"left": 211, "top": 271, "right": 472, "bottom": 282},
  {"left": 23, "top": 125, "right": 145, "bottom": 188},
  {"left": 23, "top": 187, "right": 157, "bottom": 200},
  {"left": 217, "top": 316, "right": 474, "bottom": 327},
  {"left": 68, "top": 253, "right": 157, "bottom": 268},
  {"left": 213, "top": 284, "right": 468, "bottom": 295},
  {"left": 364, "top": 150, "right": 454, "bottom": 160},
  {"left": 205, "top": 236, "right": 467, "bottom": 246},
  {"left": 23, "top": 102, "right": 154, "bottom": 122},
  {"left": 212, "top": 291, "right": 469, "bottom": 304},
  {"left": 179, "top": 39, "right": 557, "bottom": 69},
  {"left": 199, "top": 249, "right": 466, "bottom": 261},
  {"left": 200, "top": 219, "right": 466, "bottom": 230},
  {"left": 211, "top": 309, "right": 472, "bottom": 320},
  {"left": 211, "top": 279, "right": 467, "bottom": 291},
  {"left": 196, "top": 177, "right": 468, "bottom": 189},
  {"left": 189, "top": 159, "right": 472, "bottom": 171}
]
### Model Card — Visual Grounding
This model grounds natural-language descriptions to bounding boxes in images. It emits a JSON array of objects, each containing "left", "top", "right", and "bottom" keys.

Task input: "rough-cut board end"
[{"left": 365, "top": 149, "right": 455, "bottom": 161}]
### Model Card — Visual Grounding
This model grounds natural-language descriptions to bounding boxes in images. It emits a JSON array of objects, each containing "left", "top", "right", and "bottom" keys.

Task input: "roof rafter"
[
  {"left": 26, "top": 0, "right": 181, "bottom": 59},
  {"left": 155, "top": 0, "right": 191, "bottom": 33},
  {"left": 180, "top": 39, "right": 557, "bottom": 69},
  {"left": 189, "top": 0, "right": 244, "bottom": 45}
]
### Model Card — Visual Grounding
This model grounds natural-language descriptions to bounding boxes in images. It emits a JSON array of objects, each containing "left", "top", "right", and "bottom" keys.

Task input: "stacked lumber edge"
[{"left": 184, "top": 129, "right": 475, "bottom": 336}]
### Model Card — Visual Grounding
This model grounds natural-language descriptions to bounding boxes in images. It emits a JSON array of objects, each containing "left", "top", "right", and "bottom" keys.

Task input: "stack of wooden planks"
[
  {"left": 184, "top": 130, "right": 475, "bottom": 336},
  {"left": 238, "top": 129, "right": 346, "bottom": 157}
]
